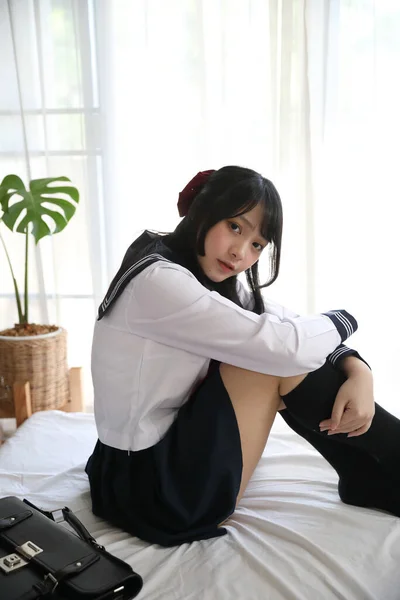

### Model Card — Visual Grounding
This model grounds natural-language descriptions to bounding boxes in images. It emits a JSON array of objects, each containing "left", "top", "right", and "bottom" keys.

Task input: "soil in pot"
[{"left": 0, "top": 324, "right": 59, "bottom": 337}]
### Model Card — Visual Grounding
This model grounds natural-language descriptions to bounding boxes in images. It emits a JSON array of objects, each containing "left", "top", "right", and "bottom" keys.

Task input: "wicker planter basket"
[{"left": 0, "top": 327, "right": 70, "bottom": 415}]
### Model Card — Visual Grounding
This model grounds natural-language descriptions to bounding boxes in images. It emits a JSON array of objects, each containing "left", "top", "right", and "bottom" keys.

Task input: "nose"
[{"left": 230, "top": 243, "right": 245, "bottom": 261}]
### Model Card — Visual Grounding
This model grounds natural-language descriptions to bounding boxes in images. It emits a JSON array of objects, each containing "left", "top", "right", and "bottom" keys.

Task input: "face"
[{"left": 198, "top": 203, "right": 268, "bottom": 282}]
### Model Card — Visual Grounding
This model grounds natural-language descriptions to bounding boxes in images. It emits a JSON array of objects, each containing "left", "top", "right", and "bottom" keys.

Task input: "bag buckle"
[
  {"left": 17, "top": 541, "right": 43, "bottom": 560},
  {"left": 0, "top": 541, "right": 42, "bottom": 574},
  {"left": 43, "top": 572, "right": 59, "bottom": 593},
  {"left": 49, "top": 508, "right": 65, "bottom": 524},
  {"left": 0, "top": 553, "right": 28, "bottom": 574}
]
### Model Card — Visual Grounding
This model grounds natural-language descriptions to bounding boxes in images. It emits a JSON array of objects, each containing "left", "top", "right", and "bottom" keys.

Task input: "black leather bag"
[{"left": 0, "top": 496, "right": 143, "bottom": 600}]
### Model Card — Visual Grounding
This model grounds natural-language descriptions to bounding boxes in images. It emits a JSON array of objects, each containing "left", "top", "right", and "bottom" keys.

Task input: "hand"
[{"left": 319, "top": 369, "right": 375, "bottom": 438}]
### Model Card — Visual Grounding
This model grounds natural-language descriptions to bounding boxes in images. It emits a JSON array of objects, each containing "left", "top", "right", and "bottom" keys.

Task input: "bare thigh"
[{"left": 219, "top": 364, "right": 309, "bottom": 511}]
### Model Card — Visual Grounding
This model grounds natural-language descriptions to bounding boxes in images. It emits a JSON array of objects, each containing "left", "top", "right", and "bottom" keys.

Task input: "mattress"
[{"left": 1, "top": 410, "right": 399, "bottom": 600}]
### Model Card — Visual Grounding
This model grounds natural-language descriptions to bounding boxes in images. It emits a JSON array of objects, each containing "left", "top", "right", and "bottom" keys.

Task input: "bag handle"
[
  {"left": 61, "top": 506, "right": 105, "bottom": 551},
  {"left": 23, "top": 498, "right": 104, "bottom": 550}
]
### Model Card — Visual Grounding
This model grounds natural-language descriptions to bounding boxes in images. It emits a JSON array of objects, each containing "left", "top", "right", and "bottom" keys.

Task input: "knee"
[
  {"left": 278, "top": 372, "right": 309, "bottom": 397},
  {"left": 218, "top": 364, "right": 309, "bottom": 400},
  {"left": 219, "top": 363, "right": 281, "bottom": 395}
]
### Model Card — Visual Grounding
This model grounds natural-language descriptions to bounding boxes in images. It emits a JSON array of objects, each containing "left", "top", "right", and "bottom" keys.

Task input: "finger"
[
  {"left": 332, "top": 415, "right": 374, "bottom": 434},
  {"left": 330, "top": 399, "right": 347, "bottom": 430},
  {"left": 319, "top": 422, "right": 333, "bottom": 431},
  {"left": 332, "top": 421, "right": 371, "bottom": 436},
  {"left": 327, "top": 420, "right": 361, "bottom": 434},
  {"left": 322, "top": 414, "right": 358, "bottom": 432},
  {"left": 328, "top": 426, "right": 359, "bottom": 435},
  {"left": 319, "top": 418, "right": 335, "bottom": 428},
  {"left": 347, "top": 422, "right": 372, "bottom": 438},
  {"left": 320, "top": 418, "right": 342, "bottom": 429}
]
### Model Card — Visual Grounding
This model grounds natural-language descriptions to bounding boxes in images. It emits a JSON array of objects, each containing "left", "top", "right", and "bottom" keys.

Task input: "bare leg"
[
  {"left": 277, "top": 373, "right": 310, "bottom": 411},
  {"left": 219, "top": 364, "right": 309, "bottom": 507}
]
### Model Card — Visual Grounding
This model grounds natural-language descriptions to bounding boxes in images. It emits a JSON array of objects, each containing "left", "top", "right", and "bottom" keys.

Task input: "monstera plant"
[{"left": 0, "top": 175, "right": 79, "bottom": 335}]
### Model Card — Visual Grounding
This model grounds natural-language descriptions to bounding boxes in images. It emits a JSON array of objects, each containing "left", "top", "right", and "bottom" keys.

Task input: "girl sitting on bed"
[{"left": 86, "top": 166, "right": 400, "bottom": 547}]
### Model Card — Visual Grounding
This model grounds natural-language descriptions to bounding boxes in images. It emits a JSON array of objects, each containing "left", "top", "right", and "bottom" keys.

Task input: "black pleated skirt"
[{"left": 85, "top": 362, "right": 243, "bottom": 547}]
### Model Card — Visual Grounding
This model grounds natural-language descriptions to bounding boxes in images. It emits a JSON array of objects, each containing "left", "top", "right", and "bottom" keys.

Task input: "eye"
[
  {"left": 229, "top": 222, "right": 241, "bottom": 233},
  {"left": 252, "top": 242, "right": 264, "bottom": 252}
]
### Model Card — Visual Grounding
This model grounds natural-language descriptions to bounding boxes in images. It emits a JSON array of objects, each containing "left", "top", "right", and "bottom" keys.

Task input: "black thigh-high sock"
[{"left": 279, "top": 360, "right": 400, "bottom": 516}]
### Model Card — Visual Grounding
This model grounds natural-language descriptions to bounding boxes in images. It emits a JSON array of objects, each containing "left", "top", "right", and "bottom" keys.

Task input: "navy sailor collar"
[{"left": 98, "top": 230, "right": 182, "bottom": 320}]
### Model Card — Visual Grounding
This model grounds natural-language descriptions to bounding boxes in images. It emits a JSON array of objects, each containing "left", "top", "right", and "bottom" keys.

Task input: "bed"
[{"left": 1, "top": 410, "right": 399, "bottom": 600}]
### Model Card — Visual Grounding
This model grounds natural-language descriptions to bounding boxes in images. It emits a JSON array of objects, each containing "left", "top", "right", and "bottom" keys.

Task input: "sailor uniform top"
[{"left": 92, "top": 233, "right": 364, "bottom": 452}]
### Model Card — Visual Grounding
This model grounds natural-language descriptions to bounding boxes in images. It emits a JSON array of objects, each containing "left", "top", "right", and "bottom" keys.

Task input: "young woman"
[{"left": 86, "top": 166, "right": 400, "bottom": 547}]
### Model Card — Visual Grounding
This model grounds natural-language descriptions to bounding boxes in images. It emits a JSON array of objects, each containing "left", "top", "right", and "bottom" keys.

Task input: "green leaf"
[
  {"left": 0, "top": 175, "right": 79, "bottom": 244},
  {"left": 2, "top": 199, "right": 27, "bottom": 229},
  {"left": 30, "top": 176, "right": 70, "bottom": 190},
  {"left": 1, "top": 175, "right": 26, "bottom": 190},
  {"left": 0, "top": 175, "right": 26, "bottom": 215},
  {"left": 0, "top": 191, "right": 14, "bottom": 215},
  {"left": 40, "top": 185, "right": 80, "bottom": 203},
  {"left": 40, "top": 207, "right": 69, "bottom": 233},
  {"left": 30, "top": 217, "right": 51, "bottom": 241},
  {"left": 47, "top": 198, "right": 76, "bottom": 221}
]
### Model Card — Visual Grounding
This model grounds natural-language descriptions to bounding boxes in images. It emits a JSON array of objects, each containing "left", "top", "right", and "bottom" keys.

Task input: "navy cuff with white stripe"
[
  {"left": 322, "top": 310, "right": 358, "bottom": 342},
  {"left": 327, "top": 345, "right": 371, "bottom": 370}
]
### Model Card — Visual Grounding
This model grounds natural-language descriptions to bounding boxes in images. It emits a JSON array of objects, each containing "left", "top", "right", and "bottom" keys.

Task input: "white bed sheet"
[{"left": 1, "top": 410, "right": 399, "bottom": 600}]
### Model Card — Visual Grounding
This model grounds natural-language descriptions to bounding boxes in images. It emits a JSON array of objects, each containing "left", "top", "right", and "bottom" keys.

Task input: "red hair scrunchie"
[{"left": 177, "top": 169, "right": 215, "bottom": 217}]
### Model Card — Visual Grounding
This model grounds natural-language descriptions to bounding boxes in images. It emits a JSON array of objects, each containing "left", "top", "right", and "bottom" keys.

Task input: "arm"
[
  {"left": 341, "top": 354, "right": 372, "bottom": 376},
  {"left": 125, "top": 262, "right": 357, "bottom": 378},
  {"left": 247, "top": 286, "right": 370, "bottom": 372},
  {"left": 328, "top": 345, "right": 371, "bottom": 372},
  {"left": 319, "top": 353, "right": 374, "bottom": 436}
]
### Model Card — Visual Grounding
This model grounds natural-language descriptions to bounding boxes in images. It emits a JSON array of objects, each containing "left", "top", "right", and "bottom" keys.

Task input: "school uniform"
[{"left": 86, "top": 232, "right": 366, "bottom": 546}]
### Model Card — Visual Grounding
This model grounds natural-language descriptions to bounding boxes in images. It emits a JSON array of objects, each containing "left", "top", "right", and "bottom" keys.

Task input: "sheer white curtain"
[
  {"left": 307, "top": 0, "right": 400, "bottom": 413},
  {"left": 0, "top": 0, "right": 103, "bottom": 401},
  {"left": 96, "top": 0, "right": 314, "bottom": 306},
  {"left": 1, "top": 0, "right": 399, "bottom": 412}
]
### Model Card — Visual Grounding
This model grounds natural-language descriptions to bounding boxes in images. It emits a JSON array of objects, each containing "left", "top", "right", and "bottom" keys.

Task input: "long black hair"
[{"left": 163, "top": 165, "right": 283, "bottom": 315}]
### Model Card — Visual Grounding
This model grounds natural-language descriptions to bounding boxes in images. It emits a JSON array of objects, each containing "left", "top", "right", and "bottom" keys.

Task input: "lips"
[{"left": 217, "top": 260, "right": 234, "bottom": 272}]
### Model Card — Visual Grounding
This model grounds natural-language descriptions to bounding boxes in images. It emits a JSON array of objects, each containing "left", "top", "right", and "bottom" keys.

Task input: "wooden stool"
[{"left": 0, "top": 367, "right": 84, "bottom": 428}]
